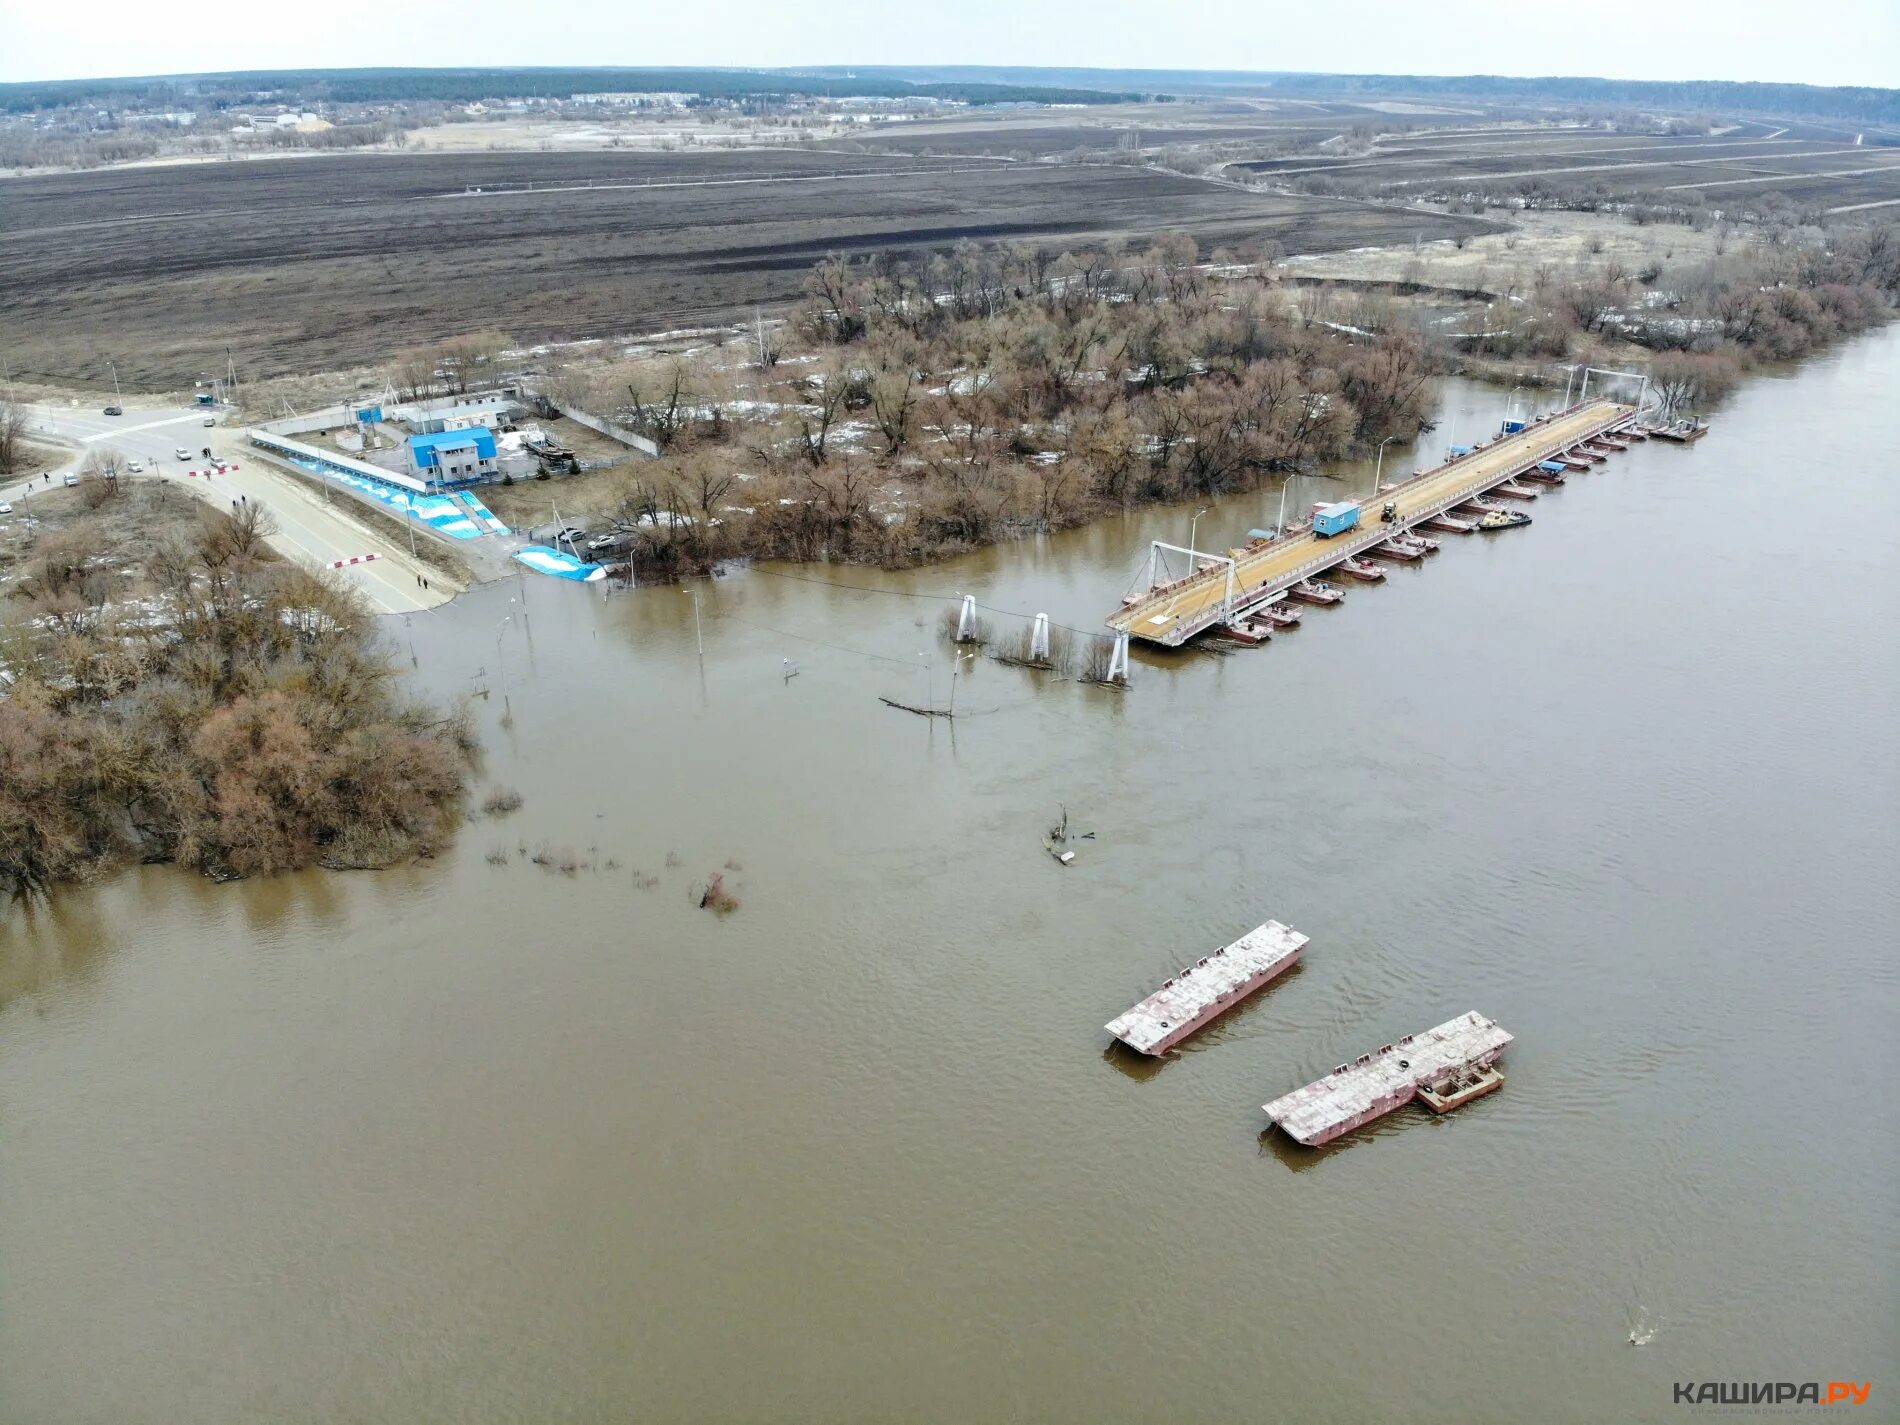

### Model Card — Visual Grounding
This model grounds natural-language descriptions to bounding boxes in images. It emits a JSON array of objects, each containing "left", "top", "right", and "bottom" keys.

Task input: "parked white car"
[
  {"left": 126, "top": 459, "right": 144, "bottom": 472},
  {"left": 175, "top": 447, "right": 191, "bottom": 461},
  {"left": 63, "top": 473, "right": 80, "bottom": 487},
  {"left": 0, "top": 501, "right": 12, "bottom": 514}
]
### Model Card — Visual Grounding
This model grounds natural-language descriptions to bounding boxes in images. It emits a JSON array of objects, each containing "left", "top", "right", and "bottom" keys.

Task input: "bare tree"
[{"left": 0, "top": 399, "right": 30, "bottom": 475}]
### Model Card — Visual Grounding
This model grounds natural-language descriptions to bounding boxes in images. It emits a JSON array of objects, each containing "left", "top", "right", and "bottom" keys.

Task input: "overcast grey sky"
[{"left": 5, "top": 0, "right": 1895, "bottom": 87}]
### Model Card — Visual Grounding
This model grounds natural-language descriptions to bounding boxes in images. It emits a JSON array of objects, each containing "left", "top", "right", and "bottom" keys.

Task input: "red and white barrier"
[{"left": 330, "top": 553, "right": 380, "bottom": 568}]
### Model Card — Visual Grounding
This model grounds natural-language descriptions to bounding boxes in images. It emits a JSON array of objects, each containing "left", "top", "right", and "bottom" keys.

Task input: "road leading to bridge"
[{"left": 1108, "top": 399, "right": 1635, "bottom": 646}]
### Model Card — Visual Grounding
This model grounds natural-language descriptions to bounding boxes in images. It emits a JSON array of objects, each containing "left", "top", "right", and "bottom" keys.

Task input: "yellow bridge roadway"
[{"left": 1107, "top": 400, "right": 1634, "bottom": 645}]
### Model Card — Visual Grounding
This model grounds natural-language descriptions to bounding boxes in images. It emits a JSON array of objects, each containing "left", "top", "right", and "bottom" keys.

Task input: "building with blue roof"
[{"left": 407, "top": 427, "right": 497, "bottom": 484}]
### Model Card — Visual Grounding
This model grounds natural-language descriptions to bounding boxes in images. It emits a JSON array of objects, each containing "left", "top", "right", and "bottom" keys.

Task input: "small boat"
[
  {"left": 1264, "top": 602, "right": 1302, "bottom": 629},
  {"left": 1475, "top": 510, "right": 1532, "bottom": 531},
  {"left": 1593, "top": 436, "right": 1632, "bottom": 451},
  {"left": 1457, "top": 497, "right": 1504, "bottom": 516},
  {"left": 1567, "top": 447, "right": 1605, "bottom": 463},
  {"left": 1401, "top": 532, "right": 1440, "bottom": 555},
  {"left": 1334, "top": 557, "right": 1386, "bottom": 582},
  {"left": 1420, "top": 513, "right": 1476, "bottom": 534},
  {"left": 1367, "top": 540, "right": 1422, "bottom": 562},
  {"left": 1618, "top": 427, "right": 1648, "bottom": 441},
  {"left": 1521, "top": 467, "right": 1566, "bottom": 486},
  {"left": 1287, "top": 579, "right": 1344, "bottom": 605},
  {"left": 1559, "top": 456, "right": 1593, "bottom": 471},
  {"left": 1491, "top": 481, "right": 1539, "bottom": 500},
  {"left": 1220, "top": 617, "right": 1273, "bottom": 645}
]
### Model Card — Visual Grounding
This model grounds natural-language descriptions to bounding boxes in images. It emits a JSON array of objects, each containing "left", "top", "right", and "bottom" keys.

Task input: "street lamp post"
[
  {"left": 404, "top": 494, "right": 419, "bottom": 559},
  {"left": 1187, "top": 506, "right": 1211, "bottom": 571},
  {"left": 1371, "top": 435, "right": 1400, "bottom": 498},
  {"left": 682, "top": 587, "right": 702, "bottom": 658}
]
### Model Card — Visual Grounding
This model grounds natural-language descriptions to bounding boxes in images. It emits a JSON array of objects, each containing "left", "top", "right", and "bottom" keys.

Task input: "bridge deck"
[{"left": 1108, "top": 400, "right": 1634, "bottom": 645}]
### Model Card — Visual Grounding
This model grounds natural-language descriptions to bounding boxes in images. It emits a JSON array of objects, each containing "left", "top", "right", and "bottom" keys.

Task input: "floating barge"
[
  {"left": 1286, "top": 579, "right": 1344, "bottom": 605},
  {"left": 1261, "top": 1011, "right": 1513, "bottom": 1146},
  {"left": 1332, "top": 557, "right": 1386, "bottom": 582},
  {"left": 1106, "top": 920, "right": 1309, "bottom": 1056},
  {"left": 1649, "top": 419, "right": 1709, "bottom": 443},
  {"left": 1219, "top": 616, "right": 1272, "bottom": 645}
]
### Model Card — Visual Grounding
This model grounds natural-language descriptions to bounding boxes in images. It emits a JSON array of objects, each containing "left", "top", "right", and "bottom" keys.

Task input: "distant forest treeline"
[
  {"left": 0, "top": 67, "right": 1148, "bottom": 113},
  {"left": 822, "top": 66, "right": 1900, "bottom": 125},
  {"left": 5, "top": 66, "right": 1893, "bottom": 125}
]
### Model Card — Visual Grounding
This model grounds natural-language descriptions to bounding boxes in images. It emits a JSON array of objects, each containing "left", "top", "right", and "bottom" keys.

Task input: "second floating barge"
[
  {"left": 1106, "top": 920, "right": 1309, "bottom": 1056},
  {"left": 1262, "top": 1011, "right": 1514, "bottom": 1145}
]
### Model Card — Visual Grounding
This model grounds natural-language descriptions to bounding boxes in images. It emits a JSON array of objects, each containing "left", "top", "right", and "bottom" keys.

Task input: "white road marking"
[{"left": 82, "top": 413, "right": 201, "bottom": 442}]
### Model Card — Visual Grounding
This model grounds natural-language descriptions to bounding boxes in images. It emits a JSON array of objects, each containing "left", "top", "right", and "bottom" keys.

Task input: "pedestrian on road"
[{"left": 423, "top": 578, "right": 431, "bottom": 591}]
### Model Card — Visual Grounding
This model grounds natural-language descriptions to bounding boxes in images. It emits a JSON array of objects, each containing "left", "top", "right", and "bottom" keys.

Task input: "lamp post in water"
[
  {"left": 1371, "top": 435, "right": 1401, "bottom": 499},
  {"left": 495, "top": 613, "right": 513, "bottom": 695},
  {"left": 1187, "top": 506, "right": 1211, "bottom": 572},
  {"left": 682, "top": 586, "right": 702, "bottom": 659}
]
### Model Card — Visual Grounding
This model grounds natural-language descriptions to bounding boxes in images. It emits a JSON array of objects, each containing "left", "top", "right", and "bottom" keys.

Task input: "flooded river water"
[{"left": 3, "top": 331, "right": 1896, "bottom": 1424}]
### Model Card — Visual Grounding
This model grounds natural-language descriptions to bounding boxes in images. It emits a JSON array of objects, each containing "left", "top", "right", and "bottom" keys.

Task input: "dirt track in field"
[{"left": 1, "top": 151, "right": 1492, "bottom": 387}]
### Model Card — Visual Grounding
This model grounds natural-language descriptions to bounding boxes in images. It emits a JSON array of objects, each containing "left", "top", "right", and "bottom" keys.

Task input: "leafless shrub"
[
  {"left": 698, "top": 871, "right": 739, "bottom": 914},
  {"left": 481, "top": 784, "right": 523, "bottom": 816}
]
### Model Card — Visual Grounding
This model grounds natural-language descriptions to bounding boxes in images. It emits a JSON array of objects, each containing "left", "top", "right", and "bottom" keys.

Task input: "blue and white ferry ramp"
[{"left": 513, "top": 545, "right": 607, "bottom": 582}]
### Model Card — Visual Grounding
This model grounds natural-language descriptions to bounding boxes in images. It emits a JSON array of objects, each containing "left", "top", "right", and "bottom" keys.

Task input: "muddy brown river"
[{"left": 2, "top": 332, "right": 1896, "bottom": 1423}]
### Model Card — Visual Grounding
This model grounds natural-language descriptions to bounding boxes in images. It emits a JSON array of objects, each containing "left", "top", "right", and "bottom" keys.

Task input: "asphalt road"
[{"left": 5, "top": 402, "right": 450, "bottom": 615}]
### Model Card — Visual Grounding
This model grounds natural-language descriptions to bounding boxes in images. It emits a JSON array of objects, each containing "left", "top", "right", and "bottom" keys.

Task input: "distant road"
[{"left": 5, "top": 403, "right": 450, "bottom": 615}]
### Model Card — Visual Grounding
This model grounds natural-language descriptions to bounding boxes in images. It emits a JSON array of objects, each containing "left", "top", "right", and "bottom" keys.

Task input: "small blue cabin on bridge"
[{"left": 407, "top": 427, "right": 497, "bottom": 483}]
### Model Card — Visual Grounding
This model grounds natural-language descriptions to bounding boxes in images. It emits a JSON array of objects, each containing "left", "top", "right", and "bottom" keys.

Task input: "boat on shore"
[
  {"left": 1287, "top": 579, "right": 1344, "bottom": 605},
  {"left": 1475, "top": 509, "right": 1532, "bottom": 531}
]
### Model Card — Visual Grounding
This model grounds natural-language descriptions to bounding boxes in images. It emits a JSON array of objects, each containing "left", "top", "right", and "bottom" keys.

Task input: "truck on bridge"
[{"left": 1313, "top": 501, "right": 1361, "bottom": 538}]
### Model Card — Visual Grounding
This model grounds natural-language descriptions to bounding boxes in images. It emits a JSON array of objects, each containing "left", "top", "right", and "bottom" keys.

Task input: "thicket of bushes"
[
  {"left": 564, "top": 235, "right": 1442, "bottom": 574},
  {"left": 0, "top": 495, "right": 474, "bottom": 896},
  {"left": 1464, "top": 224, "right": 1900, "bottom": 412}
]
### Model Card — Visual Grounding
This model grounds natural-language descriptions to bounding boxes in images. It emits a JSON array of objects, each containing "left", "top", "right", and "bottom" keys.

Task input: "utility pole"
[
  {"left": 1187, "top": 506, "right": 1211, "bottom": 570},
  {"left": 683, "top": 587, "right": 703, "bottom": 659},
  {"left": 1371, "top": 435, "right": 1400, "bottom": 498}
]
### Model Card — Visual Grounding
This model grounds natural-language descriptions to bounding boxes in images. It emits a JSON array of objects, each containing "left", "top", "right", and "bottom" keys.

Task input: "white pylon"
[
  {"left": 1107, "top": 631, "right": 1131, "bottom": 685},
  {"left": 1030, "top": 613, "right": 1051, "bottom": 662},
  {"left": 956, "top": 593, "right": 977, "bottom": 641}
]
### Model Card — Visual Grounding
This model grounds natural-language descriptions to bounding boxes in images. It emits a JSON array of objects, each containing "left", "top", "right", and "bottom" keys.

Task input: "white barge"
[
  {"left": 1262, "top": 1011, "right": 1513, "bottom": 1145},
  {"left": 1105, "top": 920, "right": 1308, "bottom": 1056}
]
